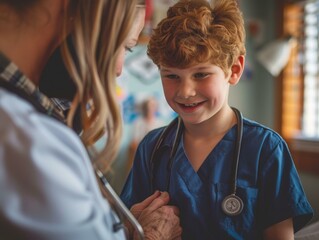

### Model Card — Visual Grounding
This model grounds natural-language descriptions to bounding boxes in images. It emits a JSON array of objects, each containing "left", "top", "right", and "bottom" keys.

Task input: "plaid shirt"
[{"left": 0, "top": 52, "right": 66, "bottom": 122}]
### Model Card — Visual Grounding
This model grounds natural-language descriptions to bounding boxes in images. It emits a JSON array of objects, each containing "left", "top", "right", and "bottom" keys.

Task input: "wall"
[
  {"left": 107, "top": 45, "right": 175, "bottom": 192},
  {"left": 230, "top": 0, "right": 277, "bottom": 128}
]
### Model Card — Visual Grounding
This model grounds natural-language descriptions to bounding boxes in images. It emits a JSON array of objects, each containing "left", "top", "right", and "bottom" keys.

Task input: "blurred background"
[{"left": 106, "top": 0, "right": 319, "bottom": 224}]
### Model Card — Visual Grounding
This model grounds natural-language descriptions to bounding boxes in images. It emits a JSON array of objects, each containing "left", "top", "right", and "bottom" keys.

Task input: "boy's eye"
[
  {"left": 164, "top": 74, "right": 179, "bottom": 79},
  {"left": 194, "top": 72, "right": 209, "bottom": 78}
]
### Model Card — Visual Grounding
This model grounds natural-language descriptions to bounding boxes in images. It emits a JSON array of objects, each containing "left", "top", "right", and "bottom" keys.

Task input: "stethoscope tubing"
[
  {"left": 149, "top": 117, "right": 179, "bottom": 193},
  {"left": 150, "top": 107, "right": 244, "bottom": 216},
  {"left": 96, "top": 169, "right": 145, "bottom": 240},
  {"left": 230, "top": 107, "right": 243, "bottom": 195}
]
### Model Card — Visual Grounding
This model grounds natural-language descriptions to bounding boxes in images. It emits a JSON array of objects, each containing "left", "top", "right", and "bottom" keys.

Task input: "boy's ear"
[{"left": 229, "top": 55, "right": 245, "bottom": 85}]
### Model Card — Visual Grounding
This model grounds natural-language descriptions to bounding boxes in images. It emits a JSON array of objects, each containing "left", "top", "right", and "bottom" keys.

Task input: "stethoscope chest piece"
[{"left": 221, "top": 194, "right": 244, "bottom": 216}]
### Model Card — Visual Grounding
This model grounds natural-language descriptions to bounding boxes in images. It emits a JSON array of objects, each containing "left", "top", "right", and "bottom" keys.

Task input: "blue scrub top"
[{"left": 121, "top": 118, "right": 313, "bottom": 240}]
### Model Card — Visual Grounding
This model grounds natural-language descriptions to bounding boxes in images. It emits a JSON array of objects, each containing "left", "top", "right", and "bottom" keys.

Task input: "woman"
[{"left": 0, "top": 0, "right": 181, "bottom": 239}]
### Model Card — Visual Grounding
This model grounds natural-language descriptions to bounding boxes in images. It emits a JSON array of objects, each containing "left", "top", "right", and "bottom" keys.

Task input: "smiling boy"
[{"left": 121, "top": 0, "right": 313, "bottom": 239}]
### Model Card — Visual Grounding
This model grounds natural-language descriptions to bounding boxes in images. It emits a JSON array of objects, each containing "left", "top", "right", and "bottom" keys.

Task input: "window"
[
  {"left": 281, "top": 0, "right": 319, "bottom": 175},
  {"left": 281, "top": 3, "right": 304, "bottom": 139},
  {"left": 303, "top": 2, "right": 319, "bottom": 137},
  {"left": 282, "top": 1, "right": 319, "bottom": 139}
]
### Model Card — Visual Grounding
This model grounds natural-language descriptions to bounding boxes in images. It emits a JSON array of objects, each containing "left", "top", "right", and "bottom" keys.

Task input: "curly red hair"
[{"left": 147, "top": 0, "right": 246, "bottom": 75}]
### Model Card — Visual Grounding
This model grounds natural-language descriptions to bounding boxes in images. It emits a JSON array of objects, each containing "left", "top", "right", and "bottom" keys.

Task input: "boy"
[{"left": 121, "top": 0, "right": 313, "bottom": 239}]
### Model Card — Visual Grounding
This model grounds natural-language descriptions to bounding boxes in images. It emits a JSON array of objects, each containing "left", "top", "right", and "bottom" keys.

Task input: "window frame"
[{"left": 277, "top": 0, "right": 319, "bottom": 175}]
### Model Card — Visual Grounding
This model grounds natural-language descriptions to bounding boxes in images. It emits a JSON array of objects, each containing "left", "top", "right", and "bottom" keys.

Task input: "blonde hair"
[
  {"left": 62, "top": 0, "right": 139, "bottom": 172},
  {"left": 147, "top": 0, "right": 246, "bottom": 75},
  {"left": 2, "top": 0, "right": 143, "bottom": 173}
]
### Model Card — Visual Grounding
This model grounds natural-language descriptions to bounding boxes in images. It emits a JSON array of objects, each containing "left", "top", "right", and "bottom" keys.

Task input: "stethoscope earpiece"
[{"left": 222, "top": 194, "right": 244, "bottom": 216}]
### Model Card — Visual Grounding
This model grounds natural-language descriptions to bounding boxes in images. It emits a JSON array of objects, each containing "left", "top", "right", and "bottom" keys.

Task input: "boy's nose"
[{"left": 177, "top": 80, "right": 196, "bottom": 99}]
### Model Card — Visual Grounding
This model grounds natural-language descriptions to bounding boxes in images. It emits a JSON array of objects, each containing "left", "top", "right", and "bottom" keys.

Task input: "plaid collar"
[{"left": 0, "top": 52, "right": 65, "bottom": 122}]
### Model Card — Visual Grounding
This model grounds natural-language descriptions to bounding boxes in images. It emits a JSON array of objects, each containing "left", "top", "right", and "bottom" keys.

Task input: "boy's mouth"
[
  {"left": 178, "top": 101, "right": 205, "bottom": 111},
  {"left": 184, "top": 103, "right": 199, "bottom": 107}
]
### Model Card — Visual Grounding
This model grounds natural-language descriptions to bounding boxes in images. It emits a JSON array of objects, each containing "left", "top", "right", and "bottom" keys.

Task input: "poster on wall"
[
  {"left": 116, "top": 45, "right": 176, "bottom": 125},
  {"left": 125, "top": 46, "right": 159, "bottom": 85}
]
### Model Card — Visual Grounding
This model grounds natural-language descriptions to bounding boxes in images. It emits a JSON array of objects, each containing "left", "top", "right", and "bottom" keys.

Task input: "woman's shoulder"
[
  {"left": 0, "top": 90, "right": 124, "bottom": 238},
  {"left": 0, "top": 89, "right": 90, "bottom": 177}
]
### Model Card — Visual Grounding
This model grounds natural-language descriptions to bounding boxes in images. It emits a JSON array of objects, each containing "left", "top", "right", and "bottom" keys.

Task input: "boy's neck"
[{"left": 183, "top": 105, "right": 236, "bottom": 139}]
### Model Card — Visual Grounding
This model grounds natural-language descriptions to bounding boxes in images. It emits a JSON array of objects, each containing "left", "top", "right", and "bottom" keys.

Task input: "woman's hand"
[{"left": 130, "top": 191, "right": 182, "bottom": 240}]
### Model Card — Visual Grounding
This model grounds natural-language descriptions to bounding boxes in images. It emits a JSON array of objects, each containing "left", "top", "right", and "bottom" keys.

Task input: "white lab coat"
[{"left": 0, "top": 88, "right": 126, "bottom": 240}]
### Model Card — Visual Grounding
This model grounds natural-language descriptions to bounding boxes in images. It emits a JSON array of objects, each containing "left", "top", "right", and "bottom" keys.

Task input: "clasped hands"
[{"left": 128, "top": 191, "right": 182, "bottom": 240}]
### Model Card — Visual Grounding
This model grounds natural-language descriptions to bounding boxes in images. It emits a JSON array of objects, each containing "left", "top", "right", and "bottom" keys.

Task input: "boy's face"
[{"left": 160, "top": 63, "right": 234, "bottom": 125}]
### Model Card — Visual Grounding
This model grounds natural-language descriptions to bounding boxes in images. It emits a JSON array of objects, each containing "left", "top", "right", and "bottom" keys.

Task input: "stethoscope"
[
  {"left": 0, "top": 79, "right": 145, "bottom": 240},
  {"left": 95, "top": 169, "right": 145, "bottom": 239},
  {"left": 150, "top": 107, "right": 244, "bottom": 216}
]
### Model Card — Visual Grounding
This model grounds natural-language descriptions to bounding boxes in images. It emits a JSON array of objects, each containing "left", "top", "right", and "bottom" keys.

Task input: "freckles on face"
[
  {"left": 161, "top": 64, "right": 229, "bottom": 98},
  {"left": 160, "top": 64, "right": 231, "bottom": 122},
  {"left": 161, "top": 80, "right": 177, "bottom": 110}
]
